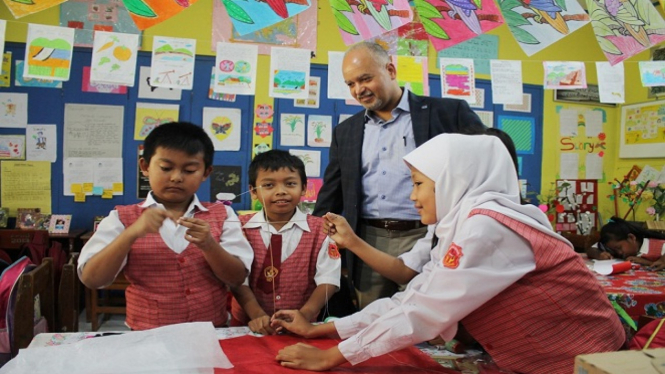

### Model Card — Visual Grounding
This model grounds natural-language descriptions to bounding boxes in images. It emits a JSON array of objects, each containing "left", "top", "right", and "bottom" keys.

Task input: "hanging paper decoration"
[
  {"left": 543, "top": 61, "right": 587, "bottom": 89},
  {"left": 498, "top": 0, "right": 589, "bottom": 56},
  {"left": 371, "top": 20, "right": 430, "bottom": 57},
  {"left": 221, "top": 0, "right": 312, "bottom": 36},
  {"left": 413, "top": 0, "right": 504, "bottom": 52},
  {"left": 3, "top": 0, "right": 68, "bottom": 19},
  {"left": 60, "top": 0, "right": 142, "bottom": 48},
  {"left": 122, "top": 0, "right": 198, "bottom": 30},
  {"left": 24, "top": 24, "right": 75, "bottom": 82},
  {"left": 212, "top": 0, "right": 317, "bottom": 55},
  {"left": 330, "top": 0, "right": 413, "bottom": 45},
  {"left": 587, "top": 0, "right": 665, "bottom": 65}
]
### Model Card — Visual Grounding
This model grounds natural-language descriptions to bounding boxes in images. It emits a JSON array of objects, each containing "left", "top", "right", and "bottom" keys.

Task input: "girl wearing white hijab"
[{"left": 272, "top": 134, "right": 624, "bottom": 373}]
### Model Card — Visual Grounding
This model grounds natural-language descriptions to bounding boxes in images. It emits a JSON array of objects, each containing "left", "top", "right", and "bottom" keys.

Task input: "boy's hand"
[
  {"left": 177, "top": 217, "right": 217, "bottom": 251},
  {"left": 131, "top": 208, "right": 174, "bottom": 237},
  {"left": 271, "top": 310, "right": 314, "bottom": 338},
  {"left": 323, "top": 213, "right": 358, "bottom": 249},
  {"left": 598, "top": 252, "right": 613, "bottom": 260},
  {"left": 248, "top": 315, "right": 276, "bottom": 335}
]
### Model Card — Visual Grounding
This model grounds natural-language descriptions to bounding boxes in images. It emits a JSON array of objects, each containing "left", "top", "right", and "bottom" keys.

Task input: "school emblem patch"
[
  {"left": 443, "top": 243, "right": 463, "bottom": 269},
  {"left": 328, "top": 242, "right": 341, "bottom": 259}
]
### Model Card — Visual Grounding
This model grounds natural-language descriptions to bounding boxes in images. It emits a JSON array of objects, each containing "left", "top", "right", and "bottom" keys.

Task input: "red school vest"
[
  {"left": 639, "top": 238, "right": 665, "bottom": 261},
  {"left": 231, "top": 214, "right": 326, "bottom": 325},
  {"left": 461, "top": 209, "right": 625, "bottom": 374},
  {"left": 117, "top": 203, "right": 229, "bottom": 331}
]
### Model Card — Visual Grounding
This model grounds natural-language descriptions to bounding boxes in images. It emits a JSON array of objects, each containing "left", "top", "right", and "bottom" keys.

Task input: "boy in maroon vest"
[
  {"left": 78, "top": 122, "right": 253, "bottom": 330},
  {"left": 230, "top": 150, "right": 341, "bottom": 335}
]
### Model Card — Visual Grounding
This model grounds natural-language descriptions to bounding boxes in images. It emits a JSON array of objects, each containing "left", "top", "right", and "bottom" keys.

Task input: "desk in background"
[
  {"left": 595, "top": 268, "right": 665, "bottom": 324},
  {"left": 0, "top": 229, "right": 87, "bottom": 255}
]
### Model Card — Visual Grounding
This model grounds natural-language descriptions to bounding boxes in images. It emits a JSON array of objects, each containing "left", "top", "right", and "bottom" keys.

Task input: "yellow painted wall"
[{"left": 2, "top": 0, "right": 663, "bottom": 222}]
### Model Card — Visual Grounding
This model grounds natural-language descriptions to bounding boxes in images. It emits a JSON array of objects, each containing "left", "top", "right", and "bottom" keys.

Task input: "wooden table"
[{"left": 0, "top": 228, "right": 87, "bottom": 254}]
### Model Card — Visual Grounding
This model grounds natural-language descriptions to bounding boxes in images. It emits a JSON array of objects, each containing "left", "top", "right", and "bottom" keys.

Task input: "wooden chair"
[
  {"left": 57, "top": 253, "right": 79, "bottom": 333},
  {"left": 86, "top": 274, "right": 130, "bottom": 331},
  {"left": 13, "top": 258, "right": 54, "bottom": 356}
]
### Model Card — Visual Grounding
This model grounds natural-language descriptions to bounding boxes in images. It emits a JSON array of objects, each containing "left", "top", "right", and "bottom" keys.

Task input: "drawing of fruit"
[{"left": 113, "top": 46, "right": 132, "bottom": 61}]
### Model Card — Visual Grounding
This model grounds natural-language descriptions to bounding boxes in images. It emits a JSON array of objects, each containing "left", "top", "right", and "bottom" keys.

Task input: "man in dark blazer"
[{"left": 314, "top": 42, "right": 485, "bottom": 310}]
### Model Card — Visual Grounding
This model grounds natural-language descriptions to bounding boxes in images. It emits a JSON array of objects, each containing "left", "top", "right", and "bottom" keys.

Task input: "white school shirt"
[
  {"left": 398, "top": 225, "right": 435, "bottom": 273},
  {"left": 241, "top": 207, "right": 341, "bottom": 288},
  {"left": 638, "top": 238, "right": 665, "bottom": 257},
  {"left": 77, "top": 193, "right": 254, "bottom": 285},
  {"left": 334, "top": 215, "right": 536, "bottom": 365}
]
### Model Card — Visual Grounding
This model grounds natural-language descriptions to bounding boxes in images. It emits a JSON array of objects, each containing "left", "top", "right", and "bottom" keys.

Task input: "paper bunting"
[
  {"left": 413, "top": 0, "right": 504, "bottom": 51},
  {"left": 587, "top": 0, "right": 665, "bottom": 65},
  {"left": 330, "top": 0, "right": 413, "bottom": 45},
  {"left": 122, "top": 0, "right": 199, "bottom": 30},
  {"left": 499, "top": 0, "right": 589, "bottom": 56}
]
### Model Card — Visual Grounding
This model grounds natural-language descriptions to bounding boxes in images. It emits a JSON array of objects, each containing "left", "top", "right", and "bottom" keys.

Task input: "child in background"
[
  {"left": 272, "top": 134, "right": 624, "bottom": 374},
  {"left": 78, "top": 122, "right": 253, "bottom": 331},
  {"left": 589, "top": 217, "right": 665, "bottom": 270},
  {"left": 230, "top": 150, "right": 341, "bottom": 335}
]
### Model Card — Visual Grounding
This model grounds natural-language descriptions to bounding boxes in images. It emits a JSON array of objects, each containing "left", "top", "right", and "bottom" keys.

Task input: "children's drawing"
[
  {"left": 209, "top": 67, "right": 237, "bottom": 101},
  {"left": 82, "top": 66, "right": 127, "bottom": 94},
  {"left": 303, "top": 178, "right": 323, "bottom": 202},
  {"left": 498, "top": 0, "right": 589, "bottom": 56},
  {"left": 122, "top": 0, "right": 199, "bottom": 30},
  {"left": 214, "top": 42, "right": 258, "bottom": 95},
  {"left": 27, "top": 124, "right": 57, "bottom": 162},
  {"left": 396, "top": 55, "right": 429, "bottom": 95},
  {"left": 203, "top": 107, "right": 241, "bottom": 151},
  {"left": 280, "top": 113, "right": 305, "bottom": 146},
  {"left": 14, "top": 60, "right": 63, "bottom": 88},
  {"left": 307, "top": 115, "right": 332, "bottom": 147},
  {"left": 289, "top": 149, "right": 320, "bottom": 177},
  {"left": 587, "top": 0, "right": 665, "bottom": 65},
  {"left": 212, "top": 0, "right": 317, "bottom": 55},
  {"left": 60, "top": 0, "right": 141, "bottom": 47},
  {"left": 134, "top": 103, "right": 179, "bottom": 140},
  {"left": 371, "top": 21, "right": 430, "bottom": 57},
  {"left": 413, "top": 0, "right": 504, "bottom": 51},
  {"left": 137, "top": 66, "right": 182, "bottom": 100},
  {"left": 91, "top": 31, "right": 139, "bottom": 87},
  {"left": 221, "top": 0, "right": 311, "bottom": 36},
  {"left": 0, "top": 135, "right": 25, "bottom": 160},
  {"left": 150, "top": 37, "right": 196, "bottom": 90},
  {"left": 440, "top": 58, "right": 475, "bottom": 103},
  {"left": 639, "top": 61, "right": 665, "bottom": 87},
  {"left": 269, "top": 47, "right": 310, "bottom": 99},
  {"left": 331, "top": 0, "right": 413, "bottom": 45},
  {"left": 295, "top": 76, "right": 321, "bottom": 108},
  {"left": 0, "top": 52, "right": 11, "bottom": 88},
  {"left": 3, "top": 0, "right": 67, "bottom": 19},
  {"left": 0, "top": 93, "right": 28, "bottom": 128},
  {"left": 543, "top": 61, "right": 586, "bottom": 89},
  {"left": 24, "top": 24, "right": 75, "bottom": 81},
  {"left": 274, "top": 71, "right": 306, "bottom": 94}
]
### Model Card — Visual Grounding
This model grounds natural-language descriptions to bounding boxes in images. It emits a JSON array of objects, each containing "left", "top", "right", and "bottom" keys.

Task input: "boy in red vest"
[
  {"left": 78, "top": 122, "right": 253, "bottom": 331},
  {"left": 230, "top": 150, "right": 340, "bottom": 335}
]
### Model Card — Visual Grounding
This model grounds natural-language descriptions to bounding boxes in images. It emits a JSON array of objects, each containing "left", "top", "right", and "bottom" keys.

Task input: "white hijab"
[{"left": 403, "top": 134, "right": 569, "bottom": 254}]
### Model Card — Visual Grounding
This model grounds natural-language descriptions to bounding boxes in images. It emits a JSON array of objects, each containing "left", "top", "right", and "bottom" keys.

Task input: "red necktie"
[{"left": 257, "top": 234, "right": 282, "bottom": 295}]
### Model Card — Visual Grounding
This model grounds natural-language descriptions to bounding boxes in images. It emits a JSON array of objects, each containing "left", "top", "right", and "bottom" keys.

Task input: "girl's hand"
[
  {"left": 598, "top": 252, "right": 613, "bottom": 260},
  {"left": 270, "top": 310, "right": 314, "bottom": 338},
  {"left": 323, "top": 213, "right": 359, "bottom": 249},
  {"left": 177, "top": 217, "right": 217, "bottom": 251},
  {"left": 276, "top": 344, "right": 345, "bottom": 371}
]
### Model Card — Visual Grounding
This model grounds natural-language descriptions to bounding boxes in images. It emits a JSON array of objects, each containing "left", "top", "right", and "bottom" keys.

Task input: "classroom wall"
[{"left": 2, "top": 0, "right": 663, "bottom": 225}]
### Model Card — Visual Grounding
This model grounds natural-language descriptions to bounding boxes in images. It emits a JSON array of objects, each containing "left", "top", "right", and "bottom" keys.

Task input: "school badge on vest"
[
  {"left": 443, "top": 243, "right": 463, "bottom": 269},
  {"left": 264, "top": 266, "right": 279, "bottom": 282},
  {"left": 328, "top": 242, "right": 340, "bottom": 259}
]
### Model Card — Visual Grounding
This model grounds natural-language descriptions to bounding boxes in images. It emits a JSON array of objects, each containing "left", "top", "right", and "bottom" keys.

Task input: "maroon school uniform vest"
[
  {"left": 117, "top": 202, "right": 229, "bottom": 330},
  {"left": 639, "top": 238, "right": 665, "bottom": 261},
  {"left": 231, "top": 214, "right": 325, "bottom": 325},
  {"left": 461, "top": 209, "right": 625, "bottom": 374}
]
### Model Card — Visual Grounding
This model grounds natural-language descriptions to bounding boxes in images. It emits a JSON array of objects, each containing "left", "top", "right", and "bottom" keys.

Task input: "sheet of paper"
[
  {"left": 24, "top": 24, "right": 74, "bottom": 81},
  {"left": 213, "top": 42, "right": 258, "bottom": 95},
  {"left": 307, "top": 115, "right": 332, "bottom": 147},
  {"left": 489, "top": 60, "right": 523, "bottom": 105},
  {"left": 294, "top": 76, "right": 321, "bottom": 108},
  {"left": 396, "top": 55, "right": 428, "bottom": 96},
  {"left": 280, "top": 113, "right": 306, "bottom": 146},
  {"left": 586, "top": 153, "right": 603, "bottom": 180},
  {"left": 137, "top": 66, "right": 181, "bottom": 100},
  {"left": 559, "top": 109, "right": 578, "bottom": 136},
  {"left": 1, "top": 161, "right": 51, "bottom": 215},
  {"left": 63, "top": 158, "right": 94, "bottom": 196},
  {"left": 560, "top": 153, "right": 579, "bottom": 180},
  {"left": 203, "top": 107, "right": 242, "bottom": 151},
  {"left": 543, "top": 61, "right": 587, "bottom": 89},
  {"left": 64, "top": 103, "right": 123, "bottom": 158},
  {"left": 0, "top": 92, "right": 28, "bottom": 128},
  {"left": 150, "top": 36, "right": 196, "bottom": 90},
  {"left": 596, "top": 62, "right": 624, "bottom": 104},
  {"left": 134, "top": 102, "right": 179, "bottom": 140},
  {"left": 584, "top": 110, "right": 603, "bottom": 137},
  {"left": 0, "top": 20, "right": 5, "bottom": 57},
  {"left": 26, "top": 124, "right": 57, "bottom": 162},
  {"left": 90, "top": 31, "right": 139, "bottom": 87},
  {"left": 439, "top": 58, "right": 475, "bottom": 104},
  {"left": 0, "top": 135, "right": 25, "bottom": 160},
  {"left": 94, "top": 158, "right": 123, "bottom": 195},
  {"left": 289, "top": 149, "right": 321, "bottom": 177},
  {"left": 269, "top": 47, "right": 310, "bottom": 99},
  {"left": 327, "top": 51, "right": 354, "bottom": 100}
]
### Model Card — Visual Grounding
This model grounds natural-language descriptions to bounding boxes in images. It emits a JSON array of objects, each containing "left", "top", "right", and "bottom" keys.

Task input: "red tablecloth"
[
  {"left": 217, "top": 334, "right": 457, "bottom": 373},
  {"left": 596, "top": 268, "right": 665, "bottom": 321}
]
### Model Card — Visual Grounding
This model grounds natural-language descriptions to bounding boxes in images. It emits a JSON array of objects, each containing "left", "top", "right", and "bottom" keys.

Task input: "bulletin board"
[
  {"left": 620, "top": 99, "right": 665, "bottom": 158},
  {"left": 555, "top": 179, "right": 598, "bottom": 234}
]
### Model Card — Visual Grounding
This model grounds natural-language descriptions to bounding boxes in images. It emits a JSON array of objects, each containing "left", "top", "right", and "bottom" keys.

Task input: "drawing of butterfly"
[{"left": 212, "top": 121, "right": 232, "bottom": 135}]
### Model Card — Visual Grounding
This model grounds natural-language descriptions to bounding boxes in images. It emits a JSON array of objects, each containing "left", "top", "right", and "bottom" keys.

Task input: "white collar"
[
  {"left": 244, "top": 207, "right": 310, "bottom": 233},
  {"left": 140, "top": 192, "right": 208, "bottom": 215}
]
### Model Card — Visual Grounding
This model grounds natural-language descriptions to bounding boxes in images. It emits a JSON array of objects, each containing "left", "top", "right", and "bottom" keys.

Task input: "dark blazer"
[{"left": 313, "top": 92, "right": 486, "bottom": 232}]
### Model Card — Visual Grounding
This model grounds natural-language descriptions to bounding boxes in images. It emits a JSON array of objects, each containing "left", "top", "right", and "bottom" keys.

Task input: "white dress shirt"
[
  {"left": 334, "top": 215, "right": 536, "bottom": 365},
  {"left": 77, "top": 193, "right": 254, "bottom": 285},
  {"left": 241, "top": 207, "right": 341, "bottom": 288}
]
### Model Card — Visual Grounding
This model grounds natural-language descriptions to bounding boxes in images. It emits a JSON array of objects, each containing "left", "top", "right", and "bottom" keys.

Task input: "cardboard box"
[{"left": 575, "top": 349, "right": 665, "bottom": 374}]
